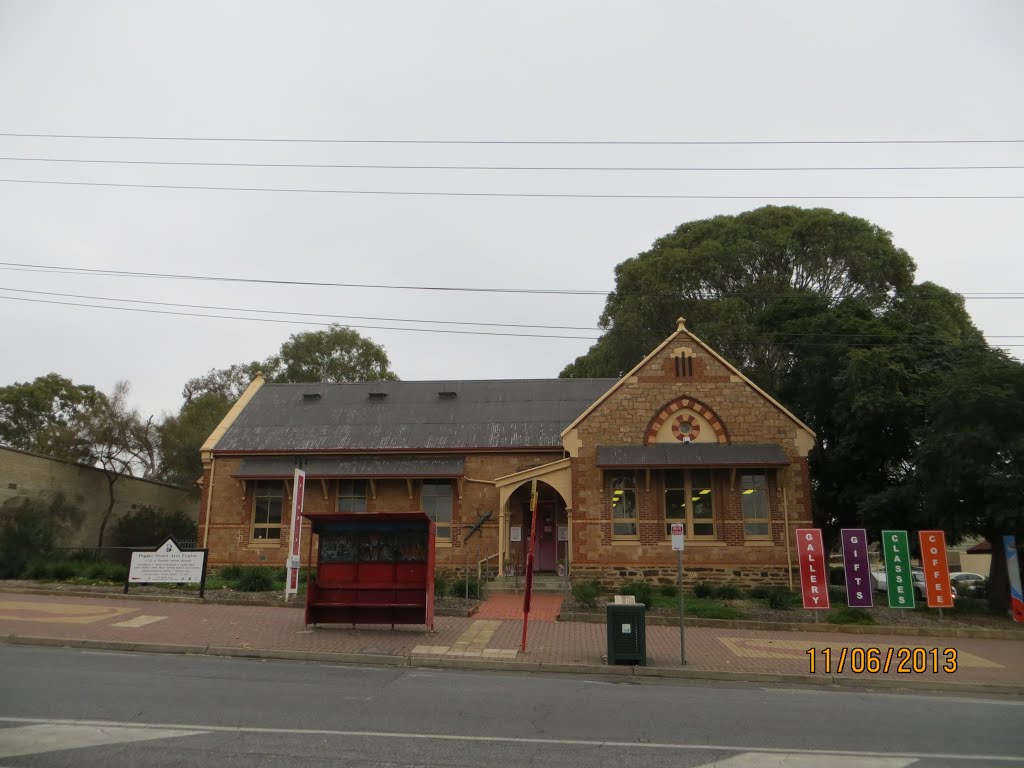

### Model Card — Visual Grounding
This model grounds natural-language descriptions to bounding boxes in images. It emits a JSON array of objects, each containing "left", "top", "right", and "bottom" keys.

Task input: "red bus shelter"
[{"left": 303, "top": 511, "right": 435, "bottom": 630}]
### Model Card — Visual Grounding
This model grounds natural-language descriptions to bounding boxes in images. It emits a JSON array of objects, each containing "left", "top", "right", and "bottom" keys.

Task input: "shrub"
[
  {"left": 21, "top": 560, "right": 52, "bottom": 579},
  {"left": 111, "top": 506, "right": 197, "bottom": 549},
  {"left": 232, "top": 566, "right": 277, "bottom": 592},
  {"left": 572, "top": 580, "right": 602, "bottom": 608},
  {"left": 104, "top": 563, "right": 128, "bottom": 582},
  {"left": 218, "top": 564, "right": 244, "bottom": 582},
  {"left": 619, "top": 581, "right": 655, "bottom": 607},
  {"left": 0, "top": 493, "right": 83, "bottom": 578},
  {"left": 449, "top": 575, "right": 481, "bottom": 600},
  {"left": 715, "top": 584, "right": 742, "bottom": 601},
  {"left": 828, "top": 586, "right": 846, "bottom": 604},
  {"left": 826, "top": 607, "right": 876, "bottom": 625},
  {"left": 658, "top": 583, "right": 679, "bottom": 598},
  {"left": 434, "top": 570, "right": 454, "bottom": 597},
  {"left": 83, "top": 562, "right": 108, "bottom": 580},
  {"left": 49, "top": 561, "right": 76, "bottom": 581},
  {"left": 748, "top": 585, "right": 772, "bottom": 599},
  {"left": 692, "top": 581, "right": 714, "bottom": 599},
  {"left": 766, "top": 588, "right": 800, "bottom": 610}
]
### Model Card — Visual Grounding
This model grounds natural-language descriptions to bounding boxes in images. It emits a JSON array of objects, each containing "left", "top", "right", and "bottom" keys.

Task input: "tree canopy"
[{"left": 0, "top": 373, "right": 106, "bottom": 461}]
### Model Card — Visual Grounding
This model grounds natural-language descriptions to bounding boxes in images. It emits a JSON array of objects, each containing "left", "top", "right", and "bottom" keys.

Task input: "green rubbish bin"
[{"left": 606, "top": 603, "right": 646, "bottom": 666}]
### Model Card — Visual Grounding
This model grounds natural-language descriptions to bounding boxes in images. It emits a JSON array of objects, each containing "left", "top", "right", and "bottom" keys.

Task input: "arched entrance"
[{"left": 506, "top": 481, "right": 568, "bottom": 574}]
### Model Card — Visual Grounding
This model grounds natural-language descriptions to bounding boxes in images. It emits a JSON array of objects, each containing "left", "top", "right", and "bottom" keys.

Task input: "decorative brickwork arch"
[{"left": 644, "top": 396, "right": 730, "bottom": 445}]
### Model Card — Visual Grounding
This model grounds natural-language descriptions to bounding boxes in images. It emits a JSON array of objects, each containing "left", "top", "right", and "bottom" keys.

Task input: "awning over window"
[
  {"left": 596, "top": 444, "right": 790, "bottom": 469},
  {"left": 232, "top": 455, "right": 465, "bottom": 479}
]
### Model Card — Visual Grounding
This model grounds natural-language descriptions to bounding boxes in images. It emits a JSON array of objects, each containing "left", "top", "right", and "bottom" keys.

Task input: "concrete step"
[{"left": 486, "top": 575, "right": 570, "bottom": 594}]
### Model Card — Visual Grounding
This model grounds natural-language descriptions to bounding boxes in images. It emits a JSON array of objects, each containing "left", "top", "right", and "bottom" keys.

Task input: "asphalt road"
[{"left": 0, "top": 645, "right": 1021, "bottom": 767}]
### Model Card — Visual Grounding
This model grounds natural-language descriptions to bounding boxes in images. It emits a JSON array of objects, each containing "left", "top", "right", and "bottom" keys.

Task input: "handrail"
[{"left": 477, "top": 551, "right": 500, "bottom": 582}]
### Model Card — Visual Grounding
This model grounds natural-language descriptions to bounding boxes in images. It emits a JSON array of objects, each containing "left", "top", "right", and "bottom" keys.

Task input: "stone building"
[{"left": 198, "top": 320, "right": 814, "bottom": 587}]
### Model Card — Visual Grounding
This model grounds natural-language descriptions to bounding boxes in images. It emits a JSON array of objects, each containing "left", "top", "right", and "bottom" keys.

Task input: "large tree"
[
  {"left": 156, "top": 391, "right": 233, "bottom": 489},
  {"left": 0, "top": 373, "right": 106, "bottom": 461},
  {"left": 561, "top": 206, "right": 915, "bottom": 393}
]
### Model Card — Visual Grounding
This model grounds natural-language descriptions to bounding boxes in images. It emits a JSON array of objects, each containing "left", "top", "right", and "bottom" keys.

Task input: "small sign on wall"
[
  {"left": 510, "top": 526, "right": 522, "bottom": 542},
  {"left": 557, "top": 525, "right": 568, "bottom": 541}
]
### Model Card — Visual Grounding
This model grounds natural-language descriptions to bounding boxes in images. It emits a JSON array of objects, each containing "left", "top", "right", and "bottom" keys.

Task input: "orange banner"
[{"left": 918, "top": 530, "right": 953, "bottom": 608}]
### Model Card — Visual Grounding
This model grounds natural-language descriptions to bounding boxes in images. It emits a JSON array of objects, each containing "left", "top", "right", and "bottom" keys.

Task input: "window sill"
[
  {"left": 743, "top": 540, "right": 775, "bottom": 546},
  {"left": 436, "top": 541, "right": 453, "bottom": 549},
  {"left": 657, "top": 540, "right": 720, "bottom": 547},
  {"left": 248, "top": 540, "right": 282, "bottom": 548},
  {"left": 611, "top": 539, "right": 640, "bottom": 546}
]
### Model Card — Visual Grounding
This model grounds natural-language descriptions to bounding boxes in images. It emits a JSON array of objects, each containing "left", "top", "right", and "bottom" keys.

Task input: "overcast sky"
[{"left": 1, "top": 1, "right": 1022, "bottom": 421}]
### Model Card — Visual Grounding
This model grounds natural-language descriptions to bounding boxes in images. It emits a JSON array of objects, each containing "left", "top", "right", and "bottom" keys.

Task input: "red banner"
[
  {"left": 795, "top": 528, "right": 830, "bottom": 609},
  {"left": 918, "top": 530, "right": 953, "bottom": 608}
]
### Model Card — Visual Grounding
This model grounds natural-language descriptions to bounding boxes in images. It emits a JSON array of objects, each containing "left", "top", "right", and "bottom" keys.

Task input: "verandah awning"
[
  {"left": 232, "top": 455, "right": 465, "bottom": 479},
  {"left": 595, "top": 443, "right": 790, "bottom": 469}
]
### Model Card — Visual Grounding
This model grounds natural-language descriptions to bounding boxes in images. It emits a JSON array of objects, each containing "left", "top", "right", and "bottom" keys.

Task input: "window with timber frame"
[
  {"left": 251, "top": 480, "right": 283, "bottom": 541},
  {"left": 663, "top": 469, "right": 715, "bottom": 539},
  {"left": 610, "top": 472, "right": 638, "bottom": 539},
  {"left": 337, "top": 479, "right": 368, "bottom": 513},
  {"left": 740, "top": 471, "right": 770, "bottom": 539},
  {"left": 421, "top": 479, "right": 452, "bottom": 541}
]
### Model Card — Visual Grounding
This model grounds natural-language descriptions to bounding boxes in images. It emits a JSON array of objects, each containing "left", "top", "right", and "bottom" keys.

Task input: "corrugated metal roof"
[
  {"left": 233, "top": 455, "right": 465, "bottom": 478},
  {"left": 596, "top": 443, "right": 790, "bottom": 468},
  {"left": 215, "top": 379, "right": 617, "bottom": 452}
]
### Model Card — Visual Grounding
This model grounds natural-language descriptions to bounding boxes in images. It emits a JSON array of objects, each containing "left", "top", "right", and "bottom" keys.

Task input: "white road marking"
[
  {"left": 0, "top": 724, "right": 205, "bottom": 758},
  {"left": 0, "top": 717, "right": 1018, "bottom": 763},
  {"left": 111, "top": 615, "right": 167, "bottom": 628},
  {"left": 692, "top": 753, "right": 917, "bottom": 768}
]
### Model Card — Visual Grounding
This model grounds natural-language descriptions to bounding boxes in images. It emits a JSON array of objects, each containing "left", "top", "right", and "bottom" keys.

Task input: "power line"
[
  {"left": 5, "top": 286, "right": 1021, "bottom": 339},
  {"left": 3, "top": 262, "right": 1024, "bottom": 300},
  {"left": 2, "top": 132, "right": 1023, "bottom": 145},
  {"left": 1, "top": 177, "right": 1021, "bottom": 200},
  {"left": 2, "top": 156, "right": 1022, "bottom": 172}
]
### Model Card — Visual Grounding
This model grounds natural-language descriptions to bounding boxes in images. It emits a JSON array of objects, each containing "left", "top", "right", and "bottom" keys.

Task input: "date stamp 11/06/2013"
[{"left": 806, "top": 646, "right": 957, "bottom": 674}]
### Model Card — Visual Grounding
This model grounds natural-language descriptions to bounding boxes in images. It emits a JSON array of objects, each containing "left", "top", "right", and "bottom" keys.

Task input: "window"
[
  {"left": 664, "top": 469, "right": 715, "bottom": 539},
  {"left": 422, "top": 480, "right": 452, "bottom": 541},
  {"left": 610, "top": 472, "right": 638, "bottom": 538},
  {"left": 740, "top": 471, "right": 770, "bottom": 539},
  {"left": 252, "top": 480, "right": 283, "bottom": 540},
  {"left": 337, "top": 479, "right": 368, "bottom": 513}
]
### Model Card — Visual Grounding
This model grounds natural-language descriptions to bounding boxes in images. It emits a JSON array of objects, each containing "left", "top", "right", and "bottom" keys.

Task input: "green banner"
[{"left": 882, "top": 530, "right": 915, "bottom": 609}]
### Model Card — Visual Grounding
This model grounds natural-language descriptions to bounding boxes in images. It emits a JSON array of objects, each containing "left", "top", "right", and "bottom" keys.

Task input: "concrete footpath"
[{"left": 1, "top": 590, "right": 1021, "bottom": 695}]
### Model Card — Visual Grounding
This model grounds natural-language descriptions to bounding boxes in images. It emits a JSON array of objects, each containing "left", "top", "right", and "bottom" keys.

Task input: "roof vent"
[
  {"left": 302, "top": 393, "right": 322, "bottom": 402},
  {"left": 368, "top": 392, "right": 388, "bottom": 400},
  {"left": 438, "top": 391, "right": 457, "bottom": 400}
]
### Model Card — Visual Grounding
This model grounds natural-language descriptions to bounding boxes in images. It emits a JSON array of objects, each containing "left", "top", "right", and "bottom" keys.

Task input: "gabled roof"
[
  {"left": 561, "top": 318, "right": 816, "bottom": 440},
  {"left": 213, "top": 379, "right": 617, "bottom": 453}
]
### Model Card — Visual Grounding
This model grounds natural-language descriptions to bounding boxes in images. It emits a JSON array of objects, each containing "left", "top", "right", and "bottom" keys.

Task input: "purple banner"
[{"left": 841, "top": 529, "right": 873, "bottom": 608}]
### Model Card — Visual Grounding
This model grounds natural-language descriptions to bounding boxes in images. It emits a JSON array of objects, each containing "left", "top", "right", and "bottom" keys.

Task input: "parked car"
[
  {"left": 871, "top": 568, "right": 957, "bottom": 601},
  {"left": 949, "top": 572, "right": 986, "bottom": 595}
]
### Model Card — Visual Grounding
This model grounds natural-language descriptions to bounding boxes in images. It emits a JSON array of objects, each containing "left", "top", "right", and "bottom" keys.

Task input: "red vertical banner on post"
[
  {"left": 285, "top": 468, "right": 306, "bottom": 599},
  {"left": 918, "top": 530, "right": 953, "bottom": 608},
  {"left": 521, "top": 479, "right": 539, "bottom": 652},
  {"left": 795, "top": 528, "right": 830, "bottom": 609}
]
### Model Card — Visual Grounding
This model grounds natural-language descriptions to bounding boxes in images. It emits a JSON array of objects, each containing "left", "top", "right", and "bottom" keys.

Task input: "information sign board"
[
  {"left": 840, "top": 529, "right": 873, "bottom": 608},
  {"left": 126, "top": 536, "right": 208, "bottom": 597}
]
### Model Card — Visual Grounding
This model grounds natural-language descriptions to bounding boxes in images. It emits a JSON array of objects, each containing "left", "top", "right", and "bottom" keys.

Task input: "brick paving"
[
  {"left": 473, "top": 593, "right": 563, "bottom": 621},
  {"left": 1, "top": 592, "right": 1021, "bottom": 689}
]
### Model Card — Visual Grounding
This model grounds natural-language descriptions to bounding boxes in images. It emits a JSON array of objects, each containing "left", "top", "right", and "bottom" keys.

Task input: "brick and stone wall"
[
  {"left": 201, "top": 451, "right": 560, "bottom": 570},
  {"left": 567, "top": 329, "right": 813, "bottom": 585},
  {"left": 0, "top": 446, "right": 196, "bottom": 548}
]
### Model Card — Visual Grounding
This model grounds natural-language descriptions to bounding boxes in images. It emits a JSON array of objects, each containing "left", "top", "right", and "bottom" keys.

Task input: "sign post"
[
  {"left": 521, "top": 479, "right": 539, "bottom": 653},
  {"left": 1005, "top": 535, "right": 1024, "bottom": 624},
  {"left": 882, "top": 530, "right": 915, "bottom": 609},
  {"left": 795, "top": 528, "right": 829, "bottom": 610},
  {"left": 671, "top": 522, "right": 686, "bottom": 665},
  {"left": 285, "top": 468, "right": 306, "bottom": 602},
  {"left": 918, "top": 530, "right": 953, "bottom": 609},
  {"left": 841, "top": 529, "right": 873, "bottom": 608}
]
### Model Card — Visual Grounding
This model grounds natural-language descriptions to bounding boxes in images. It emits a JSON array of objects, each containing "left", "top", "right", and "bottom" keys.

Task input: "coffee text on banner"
[
  {"left": 882, "top": 530, "right": 915, "bottom": 609},
  {"left": 795, "top": 528, "right": 829, "bottom": 609},
  {"left": 285, "top": 468, "right": 306, "bottom": 597},
  {"left": 918, "top": 530, "right": 953, "bottom": 608},
  {"left": 841, "top": 529, "right": 873, "bottom": 608}
]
